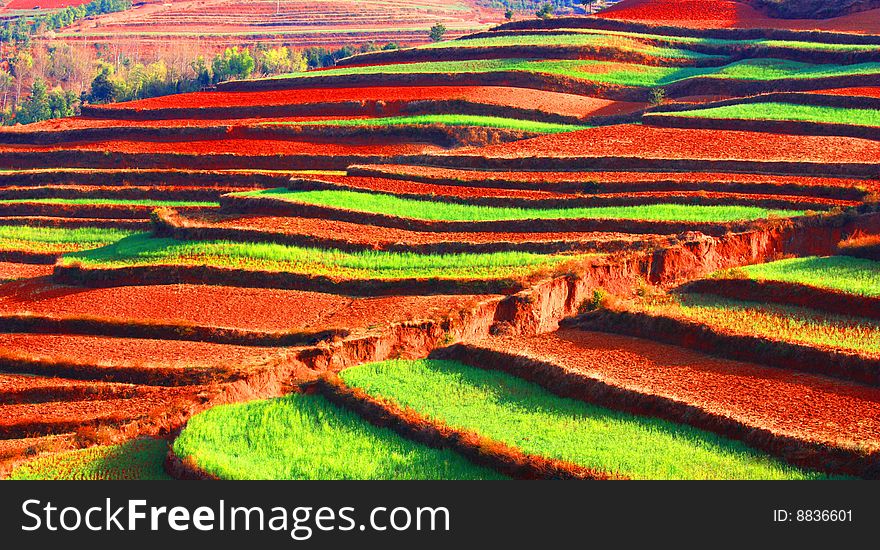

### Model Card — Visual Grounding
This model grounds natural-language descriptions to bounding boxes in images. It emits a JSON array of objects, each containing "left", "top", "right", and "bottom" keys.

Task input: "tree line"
[{"left": 1, "top": 41, "right": 399, "bottom": 125}]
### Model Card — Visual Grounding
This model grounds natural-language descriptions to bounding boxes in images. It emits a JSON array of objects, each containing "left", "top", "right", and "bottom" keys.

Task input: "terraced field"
[{"left": 3, "top": 7, "right": 880, "bottom": 480}]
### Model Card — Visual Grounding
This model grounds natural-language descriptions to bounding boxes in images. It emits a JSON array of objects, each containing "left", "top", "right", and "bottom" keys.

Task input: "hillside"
[{"left": 1, "top": 13, "right": 879, "bottom": 481}]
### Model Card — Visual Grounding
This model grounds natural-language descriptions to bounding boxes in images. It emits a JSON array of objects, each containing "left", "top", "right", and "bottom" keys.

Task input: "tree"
[
  {"left": 191, "top": 56, "right": 211, "bottom": 89},
  {"left": 504, "top": 9, "right": 514, "bottom": 20},
  {"left": 429, "top": 22, "right": 447, "bottom": 43},
  {"left": 88, "top": 63, "right": 119, "bottom": 103},
  {"left": 11, "top": 50, "right": 33, "bottom": 106},
  {"left": 211, "top": 47, "right": 255, "bottom": 84},
  {"left": 18, "top": 78, "right": 51, "bottom": 124},
  {"left": 0, "top": 70, "right": 12, "bottom": 114},
  {"left": 536, "top": 2, "right": 554, "bottom": 19},
  {"left": 47, "top": 86, "right": 77, "bottom": 119}
]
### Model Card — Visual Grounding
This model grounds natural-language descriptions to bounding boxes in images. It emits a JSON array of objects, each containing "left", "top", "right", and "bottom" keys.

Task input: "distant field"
[
  {"left": 60, "top": 234, "right": 576, "bottom": 279},
  {"left": 238, "top": 189, "right": 804, "bottom": 222},
  {"left": 664, "top": 103, "right": 880, "bottom": 127},
  {"left": 0, "top": 225, "right": 139, "bottom": 253},
  {"left": 172, "top": 393, "right": 504, "bottom": 480},
  {"left": 7, "top": 439, "right": 171, "bottom": 480},
  {"left": 278, "top": 58, "right": 880, "bottom": 88},
  {"left": 717, "top": 256, "right": 880, "bottom": 297},
  {"left": 265, "top": 115, "right": 586, "bottom": 134},
  {"left": 652, "top": 294, "right": 880, "bottom": 355},
  {"left": 0, "top": 198, "right": 218, "bottom": 207},
  {"left": 340, "top": 359, "right": 831, "bottom": 480}
]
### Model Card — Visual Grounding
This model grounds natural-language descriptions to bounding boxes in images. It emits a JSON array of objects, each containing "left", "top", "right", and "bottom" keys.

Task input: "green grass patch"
[
  {"left": 340, "top": 359, "right": 833, "bottom": 480},
  {"left": 651, "top": 294, "right": 880, "bottom": 355},
  {"left": 0, "top": 198, "right": 218, "bottom": 207},
  {"left": 0, "top": 225, "right": 141, "bottom": 254},
  {"left": 7, "top": 439, "right": 171, "bottom": 480},
  {"left": 60, "top": 234, "right": 577, "bottom": 280},
  {"left": 716, "top": 256, "right": 880, "bottom": 297},
  {"left": 237, "top": 188, "right": 803, "bottom": 222},
  {"left": 265, "top": 114, "right": 586, "bottom": 134},
  {"left": 662, "top": 102, "right": 880, "bottom": 127},
  {"left": 172, "top": 393, "right": 504, "bottom": 480},
  {"left": 276, "top": 58, "right": 880, "bottom": 88},
  {"left": 563, "top": 28, "right": 880, "bottom": 53}
]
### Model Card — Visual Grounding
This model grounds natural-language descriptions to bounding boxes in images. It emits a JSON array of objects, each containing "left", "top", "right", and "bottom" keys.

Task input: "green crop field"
[
  {"left": 172, "top": 393, "right": 504, "bottom": 480},
  {"left": 715, "top": 256, "right": 880, "bottom": 297},
  {"left": 0, "top": 225, "right": 141, "bottom": 253},
  {"left": 563, "top": 28, "right": 880, "bottom": 53},
  {"left": 7, "top": 439, "right": 172, "bottom": 480},
  {"left": 265, "top": 114, "right": 586, "bottom": 134},
  {"left": 662, "top": 102, "right": 880, "bottom": 127},
  {"left": 275, "top": 58, "right": 880, "bottom": 88},
  {"left": 237, "top": 189, "right": 804, "bottom": 222},
  {"left": 649, "top": 294, "right": 880, "bottom": 355},
  {"left": 419, "top": 32, "right": 718, "bottom": 61},
  {"left": 0, "top": 198, "right": 218, "bottom": 207},
  {"left": 340, "top": 359, "right": 833, "bottom": 480},
  {"left": 60, "top": 234, "right": 579, "bottom": 280}
]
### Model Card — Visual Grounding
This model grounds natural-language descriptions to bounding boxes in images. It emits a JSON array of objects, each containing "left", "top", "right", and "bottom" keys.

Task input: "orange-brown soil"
[{"left": 479, "top": 329, "right": 880, "bottom": 452}]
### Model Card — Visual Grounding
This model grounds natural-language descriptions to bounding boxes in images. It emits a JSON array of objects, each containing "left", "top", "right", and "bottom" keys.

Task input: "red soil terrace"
[
  {"left": 0, "top": 333, "right": 282, "bottom": 369},
  {"left": 451, "top": 125, "right": 880, "bottom": 164},
  {"left": 598, "top": 0, "right": 880, "bottom": 33},
  {"left": 0, "top": 263, "right": 53, "bottom": 281},
  {"left": 809, "top": 87, "right": 880, "bottom": 99},
  {"left": 356, "top": 164, "right": 876, "bottom": 193},
  {"left": 0, "top": 116, "right": 375, "bottom": 133},
  {"left": 0, "top": 279, "right": 497, "bottom": 333},
  {"left": 481, "top": 329, "right": 880, "bottom": 451},
  {"left": 90, "top": 86, "right": 640, "bottom": 120},
  {"left": 0, "top": 139, "right": 441, "bottom": 156}
]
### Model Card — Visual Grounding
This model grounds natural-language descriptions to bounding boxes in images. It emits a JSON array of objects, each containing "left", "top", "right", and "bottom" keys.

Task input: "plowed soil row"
[
  {"left": 446, "top": 125, "right": 880, "bottom": 164},
  {"left": 437, "top": 329, "right": 880, "bottom": 475},
  {"left": 0, "top": 203, "right": 217, "bottom": 220},
  {"left": 568, "top": 309, "right": 880, "bottom": 386},
  {"left": 0, "top": 333, "right": 283, "bottom": 372},
  {"left": 597, "top": 0, "right": 880, "bottom": 33},
  {"left": 1, "top": 373, "right": 144, "bottom": 404},
  {"left": 0, "top": 122, "right": 522, "bottom": 149},
  {"left": 156, "top": 210, "right": 664, "bottom": 255},
  {"left": 0, "top": 279, "right": 497, "bottom": 333},
  {"left": 0, "top": 150, "right": 425, "bottom": 171},
  {"left": 0, "top": 186, "right": 252, "bottom": 202},
  {"left": 645, "top": 114, "right": 880, "bottom": 142},
  {"left": 0, "top": 389, "right": 204, "bottom": 439},
  {"left": 349, "top": 164, "right": 875, "bottom": 199},
  {"left": 814, "top": 87, "right": 880, "bottom": 98},
  {"left": 0, "top": 314, "right": 346, "bottom": 347},
  {"left": 297, "top": 175, "right": 855, "bottom": 210},
  {"left": 86, "top": 86, "right": 641, "bottom": 121},
  {"left": 53, "top": 263, "right": 541, "bottom": 297},
  {"left": 0, "top": 168, "right": 302, "bottom": 189},
  {"left": 0, "top": 116, "right": 372, "bottom": 133},
  {"left": 682, "top": 278, "right": 880, "bottom": 320},
  {"left": 0, "top": 262, "right": 52, "bottom": 281},
  {"left": 0, "top": 216, "right": 150, "bottom": 231},
  {"left": 0, "top": 139, "right": 441, "bottom": 156}
]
